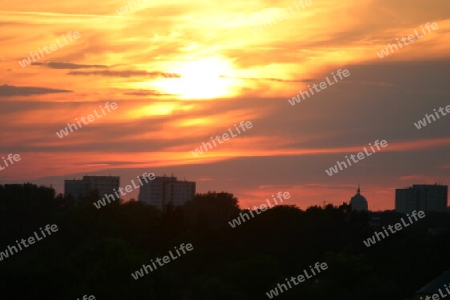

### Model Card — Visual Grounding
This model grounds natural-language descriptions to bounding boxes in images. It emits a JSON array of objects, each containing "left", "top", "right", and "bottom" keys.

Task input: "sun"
[{"left": 154, "top": 56, "right": 236, "bottom": 99}]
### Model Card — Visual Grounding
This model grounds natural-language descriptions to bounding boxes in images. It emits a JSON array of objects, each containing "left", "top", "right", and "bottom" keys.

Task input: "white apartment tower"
[
  {"left": 138, "top": 175, "right": 196, "bottom": 210},
  {"left": 395, "top": 184, "right": 448, "bottom": 213},
  {"left": 65, "top": 176, "right": 120, "bottom": 200}
]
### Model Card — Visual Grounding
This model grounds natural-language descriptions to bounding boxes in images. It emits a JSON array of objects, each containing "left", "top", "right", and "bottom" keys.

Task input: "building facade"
[
  {"left": 64, "top": 176, "right": 120, "bottom": 200},
  {"left": 395, "top": 184, "right": 448, "bottom": 213},
  {"left": 138, "top": 175, "right": 196, "bottom": 210},
  {"left": 395, "top": 188, "right": 417, "bottom": 214}
]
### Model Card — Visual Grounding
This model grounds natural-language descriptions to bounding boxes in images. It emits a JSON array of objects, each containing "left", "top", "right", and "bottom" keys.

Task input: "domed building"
[{"left": 349, "top": 186, "right": 368, "bottom": 211}]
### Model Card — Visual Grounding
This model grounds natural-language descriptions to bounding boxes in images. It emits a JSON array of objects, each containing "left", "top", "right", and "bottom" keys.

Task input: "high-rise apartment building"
[
  {"left": 395, "top": 184, "right": 448, "bottom": 213},
  {"left": 395, "top": 187, "right": 417, "bottom": 214},
  {"left": 65, "top": 176, "right": 120, "bottom": 200},
  {"left": 138, "top": 175, "right": 195, "bottom": 210}
]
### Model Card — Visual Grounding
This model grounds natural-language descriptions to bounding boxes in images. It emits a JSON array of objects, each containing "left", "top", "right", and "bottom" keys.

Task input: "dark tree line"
[{"left": 0, "top": 183, "right": 449, "bottom": 299}]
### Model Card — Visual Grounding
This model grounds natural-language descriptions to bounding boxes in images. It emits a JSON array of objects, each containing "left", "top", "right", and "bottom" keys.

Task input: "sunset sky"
[{"left": 1, "top": 0, "right": 449, "bottom": 210}]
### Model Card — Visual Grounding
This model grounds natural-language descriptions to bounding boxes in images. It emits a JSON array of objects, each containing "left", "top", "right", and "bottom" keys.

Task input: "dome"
[{"left": 349, "top": 186, "right": 368, "bottom": 211}]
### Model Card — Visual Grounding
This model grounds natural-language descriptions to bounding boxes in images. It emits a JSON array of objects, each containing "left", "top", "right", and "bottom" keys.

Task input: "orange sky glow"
[{"left": 1, "top": 0, "right": 449, "bottom": 210}]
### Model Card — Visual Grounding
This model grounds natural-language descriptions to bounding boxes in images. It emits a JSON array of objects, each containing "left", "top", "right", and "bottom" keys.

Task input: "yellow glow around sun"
[
  {"left": 125, "top": 103, "right": 176, "bottom": 118},
  {"left": 155, "top": 56, "right": 236, "bottom": 99},
  {"left": 124, "top": 102, "right": 197, "bottom": 119}
]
